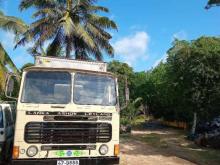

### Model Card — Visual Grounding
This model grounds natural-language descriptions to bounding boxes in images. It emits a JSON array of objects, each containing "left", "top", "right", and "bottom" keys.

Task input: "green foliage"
[
  {"left": 120, "top": 118, "right": 130, "bottom": 126},
  {"left": 108, "top": 60, "right": 134, "bottom": 107},
  {"left": 0, "top": 1, "right": 27, "bottom": 100},
  {"left": 139, "top": 37, "right": 220, "bottom": 123},
  {"left": 112, "top": 37, "right": 220, "bottom": 124},
  {"left": 20, "top": 63, "right": 34, "bottom": 73},
  {"left": 17, "top": 0, "right": 117, "bottom": 60},
  {"left": 164, "top": 37, "right": 220, "bottom": 121},
  {"left": 121, "top": 98, "right": 143, "bottom": 122},
  {"left": 0, "top": 43, "right": 19, "bottom": 100},
  {"left": 0, "top": 10, "right": 27, "bottom": 36}
]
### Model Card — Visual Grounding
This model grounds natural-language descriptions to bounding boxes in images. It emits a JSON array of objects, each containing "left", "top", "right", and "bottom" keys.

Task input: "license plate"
[{"left": 57, "top": 160, "right": 79, "bottom": 165}]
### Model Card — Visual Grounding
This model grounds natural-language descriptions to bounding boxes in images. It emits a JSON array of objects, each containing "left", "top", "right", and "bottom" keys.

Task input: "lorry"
[
  {"left": 5, "top": 56, "right": 120, "bottom": 165},
  {"left": 0, "top": 103, "right": 15, "bottom": 162}
]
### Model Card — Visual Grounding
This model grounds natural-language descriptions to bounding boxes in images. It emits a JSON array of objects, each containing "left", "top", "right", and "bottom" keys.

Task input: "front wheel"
[{"left": 0, "top": 143, "right": 6, "bottom": 162}]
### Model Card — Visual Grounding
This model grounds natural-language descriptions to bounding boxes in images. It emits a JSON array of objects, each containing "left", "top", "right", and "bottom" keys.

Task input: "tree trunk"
[
  {"left": 143, "top": 103, "right": 149, "bottom": 117},
  {"left": 67, "top": 0, "right": 72, "bottom": 11},
  {"left": 75, "top": 49, "right": 81, "bottom": 60},
  {"left": 191, "top": 112, "right": 197, "bottom": 135},
  {"left": 66, "top": 37, "right": 71, "bottom": 58},
  {"left": 66, "top": 44, "right": 71, "bottom": 58},
  {"left": 125, "top": 77, "right": 129, "bottom": 106}
]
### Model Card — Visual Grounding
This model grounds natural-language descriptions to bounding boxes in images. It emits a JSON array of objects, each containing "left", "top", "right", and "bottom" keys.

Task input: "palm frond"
[
  {"left": 89, "top": 5, "right": 109, "bottom": 13},
  {"left": 133, "top": 97, "right": 143, "bottom": 105},
  {"left": 0, "top": 12, "right": 28, "bottom": 34},
  {"left": 20, "top": 0, "right": 62, "bottom": 11},
  {"left": 46, "top": 30, "right": 64, "bottom": 56},
  {"left": 74, "top": 22, "right": 96, "bottom": 49},
  {"left": 87, "top": 14, "right": 118, "bottom": 30},
  {"left": 32, "top": 8, "right": 62, "bottom": 18},
  {"left": 86, "top": 23, "right": 109, "bottom": 41},
  {"left": 0, "top": 43, "right": 19, "bottom": 73},
  {"left": 60, "top": 14, "right": 74, "bottom": 37}
]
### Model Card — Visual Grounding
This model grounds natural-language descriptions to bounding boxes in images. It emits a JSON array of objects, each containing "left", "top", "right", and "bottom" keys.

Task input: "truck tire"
[
  {"left": 6, "top": 142, "right": 13, "bottom": 161},
  {"left": 0, "top": 143, "right": 6, "bottom": 162}
]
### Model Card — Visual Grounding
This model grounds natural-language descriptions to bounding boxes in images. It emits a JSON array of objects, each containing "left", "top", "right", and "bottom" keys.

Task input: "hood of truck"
[
  {"left": 17, "top": 103, "right": 118, "bottom": 113},
  {"left": 16, "top": 104, "right": 117, "bottom": 124}
]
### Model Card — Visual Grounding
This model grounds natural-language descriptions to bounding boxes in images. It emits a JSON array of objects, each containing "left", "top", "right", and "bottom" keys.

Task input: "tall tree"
[
  {"left": 132, "top": 37, "right": 220, "bottom": 130},
  {"left": 0, "top": 0, "right": 27, "bottom": 99},
  {"left": 108, "top": 61, "right": 134, "bottom": 107},
  {"left": 0, "top": 0, "right": 27, "bottom": 70},
  {"left": 165, "top": 37, "right": 220, "bottom": 131},
  {"left": 17, "top": 0, "right": 117, "bottom": 60}
]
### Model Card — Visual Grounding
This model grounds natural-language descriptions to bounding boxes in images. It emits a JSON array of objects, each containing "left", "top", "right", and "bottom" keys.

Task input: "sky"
[{"left": 0, "top": 0, "right": 220, "bottom": 71}]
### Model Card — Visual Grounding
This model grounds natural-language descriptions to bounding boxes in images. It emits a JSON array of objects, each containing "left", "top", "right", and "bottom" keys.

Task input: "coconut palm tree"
[
  {"left": 0, "top": 1, "right": 27, "bottom": 98},
  {"left": 17, "top": 0, "right": 117, "bottom": 61},
  {"left": 0, "top": 0, "right": 27, "bottom": 70}
]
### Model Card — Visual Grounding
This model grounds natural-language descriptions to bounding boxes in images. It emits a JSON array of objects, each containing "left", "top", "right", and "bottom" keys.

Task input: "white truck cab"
[
  {"left": 6, "top": 57, "right": 120, "bottom": 165},
  {"left": 0, "top": 103, "right": 15, "bottom": 161}
]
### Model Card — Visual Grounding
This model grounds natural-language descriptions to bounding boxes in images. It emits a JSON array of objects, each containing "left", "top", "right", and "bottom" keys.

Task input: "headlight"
[
  {"left": 99, "top": 144, "right": 108, "bottom": 155},
  {"left": 26, "top": 146, "right": 38, "bottom": 157}
]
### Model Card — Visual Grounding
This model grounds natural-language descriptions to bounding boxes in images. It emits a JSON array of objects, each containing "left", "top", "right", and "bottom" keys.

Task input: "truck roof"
[
  {"left": 24, "top": 66, "right": 116, "bottom": 77},
  {"left": 34, "top": 56, "right": 108, "bottom": 72}
]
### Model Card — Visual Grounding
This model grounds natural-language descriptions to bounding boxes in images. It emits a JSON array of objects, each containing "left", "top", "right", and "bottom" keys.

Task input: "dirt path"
[{"left": 120, "top": 131, "right": 197, "bottom": 165}]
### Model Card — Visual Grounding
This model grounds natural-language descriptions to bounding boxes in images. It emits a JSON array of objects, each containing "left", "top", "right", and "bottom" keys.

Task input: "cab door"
[{"left": 4, "top": 107, "right": 14, "bottom": 142}]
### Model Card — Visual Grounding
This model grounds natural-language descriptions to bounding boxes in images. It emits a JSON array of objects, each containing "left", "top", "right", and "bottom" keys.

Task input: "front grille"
[
  {"left": 41, "top": 145, "right": 96, "bottom": 151},
  {"left": 25, "top": 122, "right": 112, "bottom": 144}
]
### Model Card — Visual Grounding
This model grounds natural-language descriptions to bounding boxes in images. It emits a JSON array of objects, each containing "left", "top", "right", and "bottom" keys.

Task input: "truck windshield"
[
  {"left": 73, "top": 73, "right": 116, "bottom": 106},
  {"left": 0, "top": 107, "right": 3, "bottom": 128},
  {"left": 21, "top": 71, "right": 71, "bottom": 104}
]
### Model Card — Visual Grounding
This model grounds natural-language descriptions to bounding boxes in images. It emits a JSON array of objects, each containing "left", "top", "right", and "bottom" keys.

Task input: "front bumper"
[{"left": 12, "top": 157, "right": 119, "bottom": 165}]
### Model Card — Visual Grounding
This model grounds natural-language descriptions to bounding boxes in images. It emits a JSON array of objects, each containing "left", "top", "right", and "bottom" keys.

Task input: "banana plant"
[{"left": 121, "top": 97, "right": 143, "bottom": 122}]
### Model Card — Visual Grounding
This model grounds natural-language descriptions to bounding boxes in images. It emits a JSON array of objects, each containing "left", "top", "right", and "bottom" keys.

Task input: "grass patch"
[
  {"left": 140, "top": 133, "right": 161, "bottom": 145},
  {"left": 131, "top": 115, "right": 148, "bottom": 129}
]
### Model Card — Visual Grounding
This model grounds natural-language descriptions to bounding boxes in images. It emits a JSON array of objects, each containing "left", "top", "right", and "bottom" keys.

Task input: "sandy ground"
[
  {"left": 1, "top": 130, "right": 197, "bottom": 165},
  {"left": 120, "top": 131, "right": 197, "bottom": 165}
]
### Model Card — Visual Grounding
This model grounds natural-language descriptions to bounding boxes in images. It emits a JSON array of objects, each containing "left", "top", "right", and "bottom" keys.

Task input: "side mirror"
[{"left": 5, "top": 73, "right": 20, "bottom": 100}]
